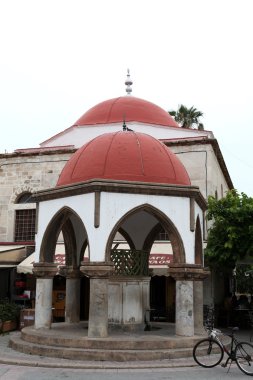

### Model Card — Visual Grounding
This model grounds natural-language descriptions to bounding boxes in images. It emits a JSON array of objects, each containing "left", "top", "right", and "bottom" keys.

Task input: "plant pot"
[{"left": 2, "top": 320, "right": 17, "bottom": 333}]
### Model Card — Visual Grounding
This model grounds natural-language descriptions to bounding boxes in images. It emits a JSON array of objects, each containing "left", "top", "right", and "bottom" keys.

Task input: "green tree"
[
  {"left": 235, "top": 264, "right": 253, "bottom": 294},
  {"left": 169, "top": 105, "right": 204, "bottom": 130},
  {"left": 205, "top": 190, "right": 253, "bottom": 268}
]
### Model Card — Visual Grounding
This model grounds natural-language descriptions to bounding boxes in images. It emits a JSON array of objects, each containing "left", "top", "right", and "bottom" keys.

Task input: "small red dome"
[
  {"left": 74, "top": 96, "right": 179, "bottom": 128},
  {"left": 57, "top": 132, "right": 190, "bottom": 187}
]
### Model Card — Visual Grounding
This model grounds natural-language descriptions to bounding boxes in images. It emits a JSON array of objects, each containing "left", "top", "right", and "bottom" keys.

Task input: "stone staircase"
[{"left": 9, "top": 322, "right": 204, "bottom": 362}]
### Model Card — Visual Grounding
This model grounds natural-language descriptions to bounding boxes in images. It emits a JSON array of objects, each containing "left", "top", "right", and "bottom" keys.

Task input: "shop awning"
[
  {"left": 0, "top": 245, "right": 27, "bottom": 267},
  {"left": 17, "top": 253, "right": 35, "bottom": 274},
  {"left": 17, "top": 250, "right": 66, "bottom": 274}
]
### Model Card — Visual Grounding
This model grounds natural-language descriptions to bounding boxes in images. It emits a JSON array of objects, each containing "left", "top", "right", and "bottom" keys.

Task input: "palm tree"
[{"left": 169, "top": 105, "right": 204, "bottom": 130}]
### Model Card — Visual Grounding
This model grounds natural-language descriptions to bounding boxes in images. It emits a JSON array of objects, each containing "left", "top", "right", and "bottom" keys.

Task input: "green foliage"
[
  {"left": 236, "top": 264, "right": 253, "bottom": 294},
  {"left": 0, "top": 301, "right": 20, "bottom": 322},
  {"left": 205, "top": 190, "right": 253, "bottom": 268},
  {"left": 169, "top": 104, "right": 204, "bottom": 130}
]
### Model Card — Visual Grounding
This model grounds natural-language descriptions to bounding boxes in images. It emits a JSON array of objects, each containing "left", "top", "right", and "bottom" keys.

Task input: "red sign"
[
  {"left": 53, "top": 254, "right": 173, "bottom": 266},
  {"left": 54, "top": 254, "right": 65, "bottom": 265},
  {"left": 149, "top": 254, "right": 173, "bottom": 266}
]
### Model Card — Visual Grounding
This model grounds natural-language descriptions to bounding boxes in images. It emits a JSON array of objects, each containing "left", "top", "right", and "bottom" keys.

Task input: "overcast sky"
[{"left": 0, "top": 0, "right": 252, "bottom": 196}]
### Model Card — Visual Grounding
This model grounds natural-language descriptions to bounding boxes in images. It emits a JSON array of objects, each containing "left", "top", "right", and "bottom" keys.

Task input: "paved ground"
[
  {"left": 0, "top": 363, "right": 249, "bottom": 380},
  {"left": 0, "top": 328, "right": 251, "bottom": 370}
]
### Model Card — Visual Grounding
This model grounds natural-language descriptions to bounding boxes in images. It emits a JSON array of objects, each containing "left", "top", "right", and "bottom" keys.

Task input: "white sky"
[{"left": 0, "top": 0, "right": 252, "bottom": 196}]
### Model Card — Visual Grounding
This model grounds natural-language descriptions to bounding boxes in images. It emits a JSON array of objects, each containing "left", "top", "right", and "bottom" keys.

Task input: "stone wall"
[{"left": 0, "top": 151, "right": 72, "bottom": 242}]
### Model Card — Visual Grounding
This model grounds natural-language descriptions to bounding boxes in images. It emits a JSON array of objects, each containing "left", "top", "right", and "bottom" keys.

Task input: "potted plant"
[{"left": 0, "top": 301, "right": 20, "bottom": 333}]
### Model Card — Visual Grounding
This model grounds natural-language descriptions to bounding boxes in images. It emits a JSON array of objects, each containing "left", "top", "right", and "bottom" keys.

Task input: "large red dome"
[
  {"left": 57, "top": 131, "right": 190, "bottom": 187},
  {"left": 73, "top": 96, "right": 179, "bottom": 128}
]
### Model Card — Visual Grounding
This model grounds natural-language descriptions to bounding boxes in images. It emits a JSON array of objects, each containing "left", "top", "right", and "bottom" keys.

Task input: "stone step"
[
  {"left": 9, "top": 335, "right": 195, "bottom": 362},
  {"left": 20, "top": 326, "right": 202, "bottom": 350}
]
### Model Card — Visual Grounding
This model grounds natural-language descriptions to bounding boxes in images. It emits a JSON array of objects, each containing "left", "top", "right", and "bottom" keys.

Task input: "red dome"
[
  {"left": 57, "top": 131, "right": 190, "bottom": 187},
  {"left": 74, "top": 96, "right": 179, "bottom": 128}
]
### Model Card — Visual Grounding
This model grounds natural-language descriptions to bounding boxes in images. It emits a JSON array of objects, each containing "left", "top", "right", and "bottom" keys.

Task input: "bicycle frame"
[{"left": 209, "top": 329, "right": 239, "bottom": 367}]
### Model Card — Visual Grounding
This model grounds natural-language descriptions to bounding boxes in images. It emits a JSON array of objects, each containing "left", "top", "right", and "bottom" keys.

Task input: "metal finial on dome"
[
  {"left": 122, "top": 115, "right": 127, "bottom": 131},
  {"left": 122, "top": 114, "right": 134, "bottom": 132},
  {"left": 125, "top": 69, "right": 133, "bottom": 95}
]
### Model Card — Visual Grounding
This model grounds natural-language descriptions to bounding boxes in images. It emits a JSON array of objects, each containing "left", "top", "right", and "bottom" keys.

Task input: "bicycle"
[{"left": 193, "top": 326, "right": 253, "bottom": 376}]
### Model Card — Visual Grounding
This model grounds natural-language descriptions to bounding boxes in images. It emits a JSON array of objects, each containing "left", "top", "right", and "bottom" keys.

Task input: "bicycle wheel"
[
  {"left": 235, "top": 341, "right": 253, "bottom": 376},
  {"left": 193, "top": 338, "right": 224, "bottom": 368}
]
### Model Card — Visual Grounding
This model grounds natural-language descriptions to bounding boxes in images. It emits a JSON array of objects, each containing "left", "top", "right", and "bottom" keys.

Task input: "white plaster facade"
[
  {"left": 41, "top": 122, "right": 214, "bottom": 149},
  {"left": 35, "top": 192, "right": 203, "bottom": 264}
]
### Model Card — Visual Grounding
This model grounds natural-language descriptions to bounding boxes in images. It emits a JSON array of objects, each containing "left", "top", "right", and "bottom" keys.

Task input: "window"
[
  {"left": 15, "top": 209, "right": 36, "bottom": 242},
  {"left": 16, "top": 192, "right": 34, "bottom": 204},
  {"left": 156, "top": 230, "right": 169, "bottom": 241},
  {"left": 14, "top": 192, "right": 36, "bottom": 242}
]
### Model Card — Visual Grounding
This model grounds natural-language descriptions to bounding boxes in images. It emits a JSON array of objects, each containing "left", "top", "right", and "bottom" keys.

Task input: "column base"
[{"left": 88, "top": 324, "right": 108, "bottom": 338}]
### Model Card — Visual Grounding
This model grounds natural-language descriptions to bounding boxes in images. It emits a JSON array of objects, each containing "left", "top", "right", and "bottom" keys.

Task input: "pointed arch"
[
  {"left": 39, "top": 206, "right": 89, "bottom": 267},
  {"left": 80, "top": 240, "right": 89, "bottom": 265},
  {"left": 117, "top": 227, "right": 135, "bottom": 250},
  {"left": 105, "top": 203, "right": 185, "bottom": 263},
  {"left": 61, "top": 218, "right": 77, "bottom": 266},
  {"left": 143, "top": 223, "right": 164, "bottom": 251},
  {"left": 195, "top": 215, "right": 203, "bottom": 265}
]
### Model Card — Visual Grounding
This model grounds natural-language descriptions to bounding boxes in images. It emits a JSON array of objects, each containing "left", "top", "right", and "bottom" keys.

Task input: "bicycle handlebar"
[{"left": 208, "top": 327, "right": 239, "bottom": 339}]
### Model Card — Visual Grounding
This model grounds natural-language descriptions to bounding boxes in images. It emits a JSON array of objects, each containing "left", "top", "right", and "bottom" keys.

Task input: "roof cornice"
[
  {"left": 163, "top": 138, "right": 234, "bottom": 190},
  {"left": 0, "top": 147, "right": 76, "bottom": 159},
  {"left": 33, "top": 179, "right": 207, "bottom": 211}
]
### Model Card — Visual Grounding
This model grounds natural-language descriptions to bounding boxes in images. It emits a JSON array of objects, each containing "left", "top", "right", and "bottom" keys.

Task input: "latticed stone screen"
[{"left": 110, "top": 249, "right": 149, "bottom": 276}]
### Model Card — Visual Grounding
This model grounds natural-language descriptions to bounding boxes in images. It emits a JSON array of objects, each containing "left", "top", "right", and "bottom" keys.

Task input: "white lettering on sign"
[
  {"left": 53, "top": 253, "right": 173, "bottom": 266},
  {"left": 149, "top": 254, "right": 173, "bottom": 265}
]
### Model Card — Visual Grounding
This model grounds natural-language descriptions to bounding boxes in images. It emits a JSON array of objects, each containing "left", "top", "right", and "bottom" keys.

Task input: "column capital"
[
  {"left": 58, "top": 266, "right": 81, "bottom": 279},
  {"left": 168, "top": 264, "right": 210, "bottom": 281},
  {"left": 80, "top": 261, "right": 115, "bottom": 278},
  {"left": 32, "top": 262, "right": 58, "bottom": 278}
]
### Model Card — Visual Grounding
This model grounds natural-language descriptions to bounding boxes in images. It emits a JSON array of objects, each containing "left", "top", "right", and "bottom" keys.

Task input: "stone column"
[
  {"left": 80, "top": 262, "right": 114, "bottom": 338},
  {"left": 32, "top": 263, "right": 58, "bottom": 329},
  {"left": 194, "top": 280, "right": 206, "bottom": 335},
  {"left": 169, "top": 264, "right": 210, "bottom": 337},
  {"left": 175, "top": 279, "right": 194, "bottom": 336},
  {"left": 59, "top": 266, "right": 80, "bottom": 323}
]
